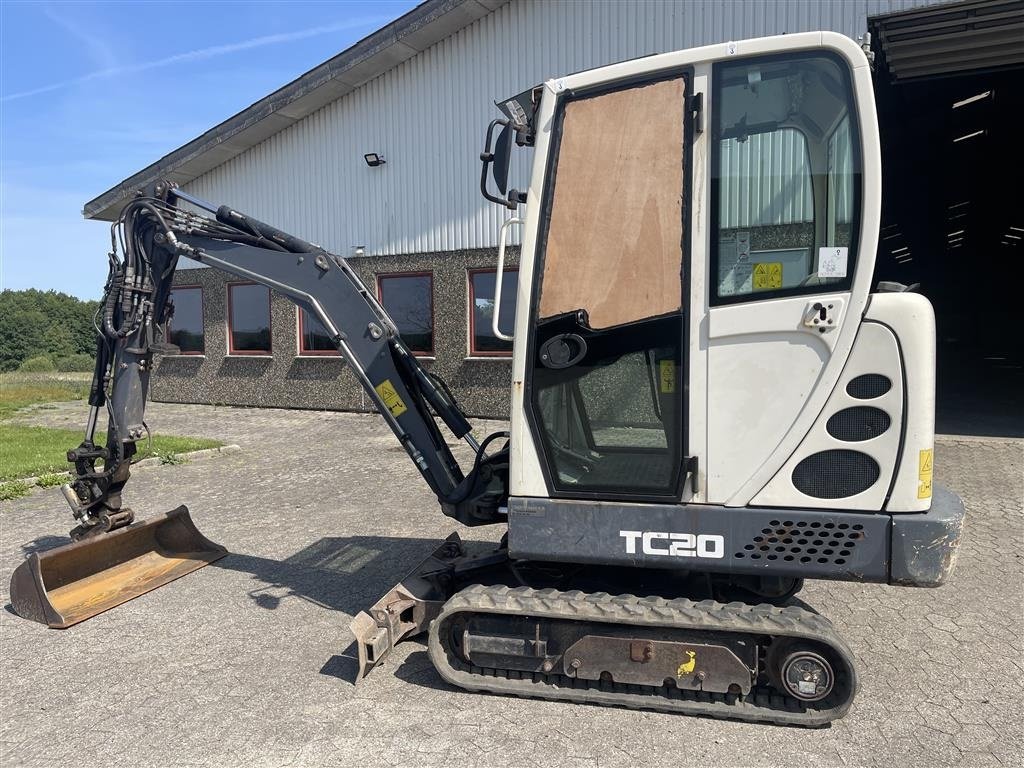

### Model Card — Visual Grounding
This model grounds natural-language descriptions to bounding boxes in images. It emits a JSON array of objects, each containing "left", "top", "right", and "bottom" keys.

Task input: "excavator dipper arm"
[{"left": 64, "top": 182, "right": 508, "bottom": 540}]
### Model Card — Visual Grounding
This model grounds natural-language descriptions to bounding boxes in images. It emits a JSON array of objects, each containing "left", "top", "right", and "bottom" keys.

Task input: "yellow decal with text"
[
  {"left": 752, "top": 261, "right": 783, "bottom": 290},
  {"left": 676, "top": 650, "right": 696, "bottom": 677},
  {"left": 375, "top": 379, "right": 408, "bottom": 418},
  {"left": 917, "top": 448, "right": 933, "bottom": 499},
  {"left": 659, "top": 360, "right": 676, "bottom": 394}
]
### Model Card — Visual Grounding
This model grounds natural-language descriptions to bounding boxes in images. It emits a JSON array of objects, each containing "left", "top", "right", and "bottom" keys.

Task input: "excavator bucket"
[{"left": 9, "top": 505, "right": 226, "bottom": 628}]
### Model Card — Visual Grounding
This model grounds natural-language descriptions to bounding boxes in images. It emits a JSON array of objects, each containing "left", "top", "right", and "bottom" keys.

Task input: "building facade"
[{"left": 85, "top": 0, "right": 1016, "bottom": 420}]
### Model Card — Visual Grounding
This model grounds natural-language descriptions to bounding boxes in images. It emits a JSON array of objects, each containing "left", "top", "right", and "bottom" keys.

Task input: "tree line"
[{"left": 0, "top": 289, "right": 100, "bottom": 372}]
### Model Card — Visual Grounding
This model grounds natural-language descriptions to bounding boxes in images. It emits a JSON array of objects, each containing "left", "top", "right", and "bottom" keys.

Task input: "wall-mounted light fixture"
[
  {"left": 352, "top": 245, "right": 366, "bottom": 257},
  {"left": 363, "top": 153, "right": 386, "bottom": 167}
]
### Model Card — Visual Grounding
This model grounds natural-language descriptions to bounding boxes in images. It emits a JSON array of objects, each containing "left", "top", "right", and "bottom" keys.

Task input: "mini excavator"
[{"left": 11, "top": 32, "right": 964, "bottom": 726}]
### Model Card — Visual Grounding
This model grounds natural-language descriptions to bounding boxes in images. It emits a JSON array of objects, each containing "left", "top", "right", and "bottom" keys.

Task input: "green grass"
[
  {"left": 0, "top": 372, "right": 91, "bottom": 419},
  {"left": 0, "top": 424, "right": 223, "bottom": 481},
  {"left": 0, "top": 371, "right": 223, "bottom": 485},
  {"left": 0, "top": 480, "right": 31, "bottom": 501},
  {"left": 35, "top": 472, "right": 70, "bottom": 488}
]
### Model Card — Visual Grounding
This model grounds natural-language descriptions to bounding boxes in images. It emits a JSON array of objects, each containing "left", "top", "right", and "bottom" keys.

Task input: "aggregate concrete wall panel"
[{"left": 152, "top": 249, "right": 519, "bottom": 418}]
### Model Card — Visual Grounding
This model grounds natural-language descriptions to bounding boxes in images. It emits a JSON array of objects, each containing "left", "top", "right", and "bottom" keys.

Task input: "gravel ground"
[{"left": 1, "top": 401, "right": 1021, "bottom": 768}]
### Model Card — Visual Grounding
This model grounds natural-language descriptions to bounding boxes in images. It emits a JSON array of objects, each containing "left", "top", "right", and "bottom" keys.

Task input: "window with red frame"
[
  {"left": 377, "top": 272, "right": 434, "bottom": 355},
  {"left": 227, "top": 283, "right": 271, "bottom": 354},
  {"left": 298, "top": 308, "right": 338, "bottom": 355},
  {"left": 469, "top": 268, "right": 517, "bottom": 355},
  {"left": 167, "top": 286, "right": 204, "bottom": 354}
]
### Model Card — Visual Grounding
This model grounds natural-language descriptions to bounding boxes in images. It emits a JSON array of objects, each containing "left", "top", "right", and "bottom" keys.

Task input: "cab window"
[{"left": 711, "top": 53, "right": 862, "bottom": 304}]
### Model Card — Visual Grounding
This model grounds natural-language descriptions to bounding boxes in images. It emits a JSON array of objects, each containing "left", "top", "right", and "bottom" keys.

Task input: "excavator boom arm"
[{"left": 64, "top": 182, "right": 505, "bottom": 540}]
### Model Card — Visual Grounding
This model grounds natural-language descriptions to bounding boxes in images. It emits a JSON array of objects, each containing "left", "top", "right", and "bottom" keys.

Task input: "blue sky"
[{"left": 1, "top": 0, "right": 418, "bottom": 299}]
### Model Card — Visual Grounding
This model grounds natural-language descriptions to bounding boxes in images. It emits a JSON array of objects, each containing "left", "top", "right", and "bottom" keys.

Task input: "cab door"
[
  {"left": 517, "top": 72, "right": 696, "bottom": 503},
  {"left": 702, "top": 50, "right": 876, "bottom": 506}
]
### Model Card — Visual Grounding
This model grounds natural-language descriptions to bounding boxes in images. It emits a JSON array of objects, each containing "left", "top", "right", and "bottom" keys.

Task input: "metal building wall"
[
  {"left": 719, "top": 130, "right": 815, "bottom": 228},
  {"left": 184, "top": 0, "right": 944, "bottom": 258}
]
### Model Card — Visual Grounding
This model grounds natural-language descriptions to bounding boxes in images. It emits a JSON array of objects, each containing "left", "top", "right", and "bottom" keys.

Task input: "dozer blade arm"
[
  {"left": 350, "top": 534, "right": 468, "bottom": 680},
  {"left": 350, "top": 532, "right": 513, "bottom": 680}
]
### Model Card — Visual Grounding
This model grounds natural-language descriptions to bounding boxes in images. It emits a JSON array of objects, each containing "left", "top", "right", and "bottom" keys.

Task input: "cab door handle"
[{"left": 803, "top": 301, "right": 838, "bottom": 333}]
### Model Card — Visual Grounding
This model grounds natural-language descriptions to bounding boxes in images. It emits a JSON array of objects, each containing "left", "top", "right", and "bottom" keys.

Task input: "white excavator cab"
[
  {"left": 493, "top": 34, "right": 942, "bottom": 558},
  {"left": 508, "top": 32, "right": 887, "bottom": 503}
]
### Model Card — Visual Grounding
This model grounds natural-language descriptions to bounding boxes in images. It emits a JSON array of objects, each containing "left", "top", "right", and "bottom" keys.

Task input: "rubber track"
[{"left": 427, "top": 585, "right": 857, "bottom": 727}]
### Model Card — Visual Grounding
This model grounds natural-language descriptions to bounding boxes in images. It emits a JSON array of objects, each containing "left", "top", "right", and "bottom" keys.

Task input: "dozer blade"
[{"left": 9, "top": 505, "right": 226, "bottom": 628}]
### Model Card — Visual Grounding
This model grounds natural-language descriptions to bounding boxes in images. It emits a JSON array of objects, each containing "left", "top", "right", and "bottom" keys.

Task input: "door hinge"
[
  {"left": 689, "top": 92, "right": 704, "bottom": 135},
  {"left": 684, "top": 455, "right": 699, "bottom": 495},
  {"left": 858, "top": 31, "right": 876, "bottom": 67}
]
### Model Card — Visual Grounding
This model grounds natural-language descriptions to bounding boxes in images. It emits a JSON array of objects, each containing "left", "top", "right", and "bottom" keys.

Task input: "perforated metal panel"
[
  {"left": 508, "top": 496, "right": 893, "bottom": 583},
  {"left": 735, "top": 519, "right": 866, "bottom": 567},
  {"left": 846, "top": 373, "right": 892, "bottom": 399},
  {"left": 792, "top": 450, "right": 881, "bottom": 499},
  {"left": 826, "top": 406, "right": 892, "bottom": 441}
]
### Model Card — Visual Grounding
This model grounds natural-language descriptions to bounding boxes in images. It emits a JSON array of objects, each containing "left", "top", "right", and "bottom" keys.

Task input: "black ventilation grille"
[
  {"left": 734, "top": 519, "right": 864, "bottom": 566},
  {"left": 792, "top": 450, "right": 880, "bottom": 499},
  {"left": 846, "top": 374, "right": 891, "bottom": 399},
  {"left": 826, "top": 406, "right": 891, "bottom": 442}
]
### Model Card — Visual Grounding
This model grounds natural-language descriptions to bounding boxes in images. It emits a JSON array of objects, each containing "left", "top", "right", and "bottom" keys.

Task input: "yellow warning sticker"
[
  {"left": 918, "top": 478, "right": 933, "bottom": 500},
  {"left": 659, "top": 359, "right": 676, "bottom": 394},
  {"left": 677, "top": 650, "right": 696, "bottom": 677},
  {"left": 917, "top": 448, "right": 933, "bottom": 499},
  {"left": 752, "top": 261, "right": 783, "bottom": 290},
  {"left": 374, "top": 379, "right": 408, "bottom": 418}
]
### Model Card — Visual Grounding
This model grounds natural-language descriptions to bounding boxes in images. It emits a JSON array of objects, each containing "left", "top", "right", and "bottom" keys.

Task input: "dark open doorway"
[{"left": 870, "top": 1, "right": 1024, "bottom": 438}]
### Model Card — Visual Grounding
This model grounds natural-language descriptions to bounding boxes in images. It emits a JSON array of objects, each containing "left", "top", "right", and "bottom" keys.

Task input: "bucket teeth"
[{"left": 9, "top": 505, "right": 226, "bottom": 628}]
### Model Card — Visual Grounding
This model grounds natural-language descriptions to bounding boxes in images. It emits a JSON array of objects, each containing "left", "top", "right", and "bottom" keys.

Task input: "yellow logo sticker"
[
  {"left": 676, "top": 650, "right": 696, "bottom": 677},
  {"left": 375, "top": 379, "right": 408, "bottom": 418},
  {"left": 917, "top": 448, "right": 933, "bottom": 499},
  {"left": 752, "top": 261, "right": 783, "bottom": 290},
  {"left": 659, "top": 359, "right": 676, "bottom": 394}
]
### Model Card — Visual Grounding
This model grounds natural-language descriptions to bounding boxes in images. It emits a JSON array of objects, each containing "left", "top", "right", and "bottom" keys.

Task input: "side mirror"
[
  {"left": 492, "top": 122, "right": 513, "bottom": 195},
  {"left": 479, "top": 119, "right": 525, "bottom": 210}
]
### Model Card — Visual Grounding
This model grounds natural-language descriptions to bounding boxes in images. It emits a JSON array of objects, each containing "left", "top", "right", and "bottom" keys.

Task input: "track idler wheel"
[{"left": 767, "top": 640, "right": 836, "bottom": 702}]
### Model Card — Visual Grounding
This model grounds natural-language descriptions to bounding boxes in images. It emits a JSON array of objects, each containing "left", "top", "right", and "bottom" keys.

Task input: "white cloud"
[
  {"left": 41, "top": 3, "right": 119, "bottom": 71},
  {"left": 1, "top": 15, "right": 388, "bottom": 103}
]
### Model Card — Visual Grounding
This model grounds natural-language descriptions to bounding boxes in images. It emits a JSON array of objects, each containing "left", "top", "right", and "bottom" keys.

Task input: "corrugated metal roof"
[
  {"left": 870, "top": 0, "right": 1024, "bottom": 81},
  {"left": 83, "top": 0, "right": 508, "bottom": 221}
]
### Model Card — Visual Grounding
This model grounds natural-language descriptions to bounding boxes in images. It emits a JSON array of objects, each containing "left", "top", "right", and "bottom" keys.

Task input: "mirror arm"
[{"left": 506, "top": 189, "right": 527, "bottom": 208}]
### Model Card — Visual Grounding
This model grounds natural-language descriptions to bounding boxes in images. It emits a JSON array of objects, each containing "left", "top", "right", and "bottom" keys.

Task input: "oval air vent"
[
  {"left": 792, "top": 450, "right": 880, "bottom": 499},
  {"left": 826, "top": 406, "right": 891, "bottom": 442},
  {"left": 846, "top": 374, "right": 891, "bottom": 399}
]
